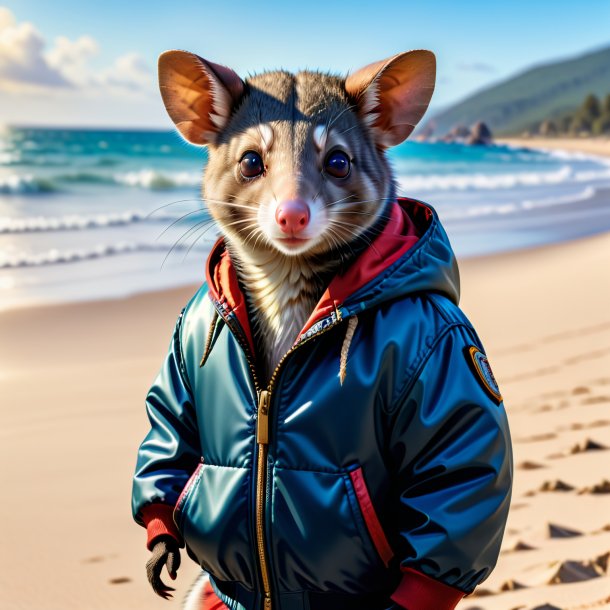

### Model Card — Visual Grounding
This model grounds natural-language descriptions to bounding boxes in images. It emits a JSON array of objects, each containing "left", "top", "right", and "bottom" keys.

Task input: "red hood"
[{"left": 205, "top": 197, "right": 427, "bottom": 354}]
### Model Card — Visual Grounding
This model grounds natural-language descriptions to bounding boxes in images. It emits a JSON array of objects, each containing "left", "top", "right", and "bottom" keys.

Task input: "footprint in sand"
[
  {"left": 548, "top": 523, "right": 583, "bottom": 538},
  {"left": 551, "top": 438, "right": 609, "bottom": 458},
  {"left": 547, "top": 559, "right": 605, "bottom": 584},
  {"left": 539, "top": 480, "right": 575, "bottom": 492},
  {"left": 581, "top": 395, "right": 610, "bottom": 405},
  {"left": 571, "top": 438, "right": 607, "bottom": 454},
  {"left": 578, "top": 479, "right": 610, "bottom": 494},
  {"left": 572, "top": 386, "right": 590, "bottom": 395},
  {"left": 518, "top": 460, "right": 546, "bottom": 470},
  {"left": 570, "top": 421, "right": 610, "bottom": 430},
  {"left": 589, "top": 419, "right": 610, "bottom": 428},
  {"left": 510, "top": 540, "right": 538, "bottom": 552}
]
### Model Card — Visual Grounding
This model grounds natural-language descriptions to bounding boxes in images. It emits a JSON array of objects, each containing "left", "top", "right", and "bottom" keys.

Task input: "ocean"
[{"left": 1, "top": 126, "right": 609, "bottom": 311}]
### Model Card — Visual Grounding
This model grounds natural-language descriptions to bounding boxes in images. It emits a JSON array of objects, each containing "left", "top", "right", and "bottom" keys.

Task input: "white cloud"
[
  {"left": 0, "top": 7, "right": 153, "bottom": 96},
  {"left": 46, "top": 34, "right": 99, "bottom": 86},
  {"left": 0, "top": 7, "right": 70, "bottom": 89},
  {"left": 98, "top": 52, "right": 153, "bottom": 92}
]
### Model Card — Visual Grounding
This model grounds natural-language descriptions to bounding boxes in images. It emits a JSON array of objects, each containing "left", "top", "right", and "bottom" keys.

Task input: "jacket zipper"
[
  {"left": 255, "top": 312, "right": 345, "bottom": 610},
  {"left": 212, "top": 298, "right": 345, "bottom": 610}
]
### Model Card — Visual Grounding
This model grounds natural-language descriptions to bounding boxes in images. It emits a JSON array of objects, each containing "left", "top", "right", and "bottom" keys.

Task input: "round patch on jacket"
[{"left": 466, "top": 346, "right": 502, "bottom": 404}]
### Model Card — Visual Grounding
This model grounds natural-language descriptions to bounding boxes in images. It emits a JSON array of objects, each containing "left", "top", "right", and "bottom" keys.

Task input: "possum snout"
[{"left": 275, "top": 199, "right": 310, "bottom": 234}]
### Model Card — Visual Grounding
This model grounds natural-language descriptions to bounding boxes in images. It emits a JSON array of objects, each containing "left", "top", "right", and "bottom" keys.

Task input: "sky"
[{"left": 1, "top": 0, "right": 609, "bottom": 129}]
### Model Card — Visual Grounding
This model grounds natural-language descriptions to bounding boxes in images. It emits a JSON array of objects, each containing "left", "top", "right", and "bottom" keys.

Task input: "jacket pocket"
[
  {"left": 173, "top": 457, "right": 205, "bottom": 531},
  {"left": 344, "top": 462, "right": 394, "bottom": 568},
  {"left": 272, "top": 464, "right": 392, "bottom": 593},
  {"left": 179, "top": 462, "right": 256, "bottom": 589}
]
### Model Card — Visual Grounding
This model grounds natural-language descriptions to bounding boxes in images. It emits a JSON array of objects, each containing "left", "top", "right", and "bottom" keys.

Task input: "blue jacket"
[{"left": 131, "top": 197, "right": 513, "bottom": 610}]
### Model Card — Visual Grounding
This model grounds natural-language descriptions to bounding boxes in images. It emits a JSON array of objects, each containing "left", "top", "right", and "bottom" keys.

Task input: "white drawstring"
[
  {"left": 339, "top": 315, "right": 358, "bottom": 386},
  {"left": 200, "top": 309, "right": 219, "bottom": 367}
]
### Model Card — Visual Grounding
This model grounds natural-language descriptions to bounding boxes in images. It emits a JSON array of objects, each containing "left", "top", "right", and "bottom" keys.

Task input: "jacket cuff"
[
  {"left": 140, "top": 503, "right": 184, "bottom": 551},
  {"left": 389, "top": 567, "right": 465, "bottom": 610}
]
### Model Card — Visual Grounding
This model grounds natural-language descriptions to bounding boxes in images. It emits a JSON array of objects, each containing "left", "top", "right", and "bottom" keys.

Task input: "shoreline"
[
  {"left": 2, "top": 137, "right": 610, "bottom": 608},
  {"left": 0, "top": 222, "right": 603, "bottom": 322},
  {"left": 496, "top": 136, "right": 610, "bottom": 158}
]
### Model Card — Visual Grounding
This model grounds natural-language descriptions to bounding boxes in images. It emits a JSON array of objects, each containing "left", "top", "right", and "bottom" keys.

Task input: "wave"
[
  {"left": 113, "top": 169, "right": 201, "bottom": 189},
  {"left": 0, "top": 240, "right": 214, "bottom": 269},
  {"left": 0, "top": 208, "right": 209, "bottom": 234},
  {"left": 0, "top": 174, "right": 57, "bottom": 193},
  {"left": 438, "top": 186, "right": 598, "bottom": 221},
  {"left": 0, "top": 168, "right": 202, "bottom": 194},
  {"left": 397, "top": 165, "right": 610, "bottom": 192}
]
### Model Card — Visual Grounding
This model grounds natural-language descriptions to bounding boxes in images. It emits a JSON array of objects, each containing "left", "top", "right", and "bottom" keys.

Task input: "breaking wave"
[
  {"left": 397, "top": 165, "right": 610, "bottom": 192},
  {"left": 0, "top": 208, "right": 209, "bottom": 234},
  {"left": 0, "top": 169, "right": 202, "bottom": 194},
  {"left": 0, "top": 240, "right": 213, "bottom": 269}
]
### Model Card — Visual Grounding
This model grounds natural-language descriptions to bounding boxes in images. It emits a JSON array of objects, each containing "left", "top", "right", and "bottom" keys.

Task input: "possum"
[
  {"left": 134, "top": 46, "right": 513, "bottom": 610},
  {"left": 157, "top": 48, "right": 435, "bottom": 384}
]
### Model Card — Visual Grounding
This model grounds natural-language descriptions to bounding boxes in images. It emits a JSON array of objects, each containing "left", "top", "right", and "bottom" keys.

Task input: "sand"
[
  {"left": 496, "top": 136, "right": 610, "bottom": 159},
  {"left": 1, "top": 231, "right": 609, "bottom": 609}
]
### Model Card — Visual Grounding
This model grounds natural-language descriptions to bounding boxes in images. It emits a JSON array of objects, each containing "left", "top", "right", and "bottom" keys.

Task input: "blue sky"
[{"left": 1, "top": 0, "right": 609, "bottom": 128}]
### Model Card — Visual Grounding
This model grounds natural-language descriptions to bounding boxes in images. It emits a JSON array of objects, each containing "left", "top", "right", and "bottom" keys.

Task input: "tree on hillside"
[
  {"left": 535, "top": 92, "right": 610, "bottom": 136},
  {"left": 582, "top": 94, "right": 601, "bottom": 119}
]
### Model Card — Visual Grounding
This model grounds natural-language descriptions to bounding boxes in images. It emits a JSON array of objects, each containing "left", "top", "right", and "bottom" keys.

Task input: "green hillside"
[{"left": 428, "top": 45, "right": 610, "bottom": 136}]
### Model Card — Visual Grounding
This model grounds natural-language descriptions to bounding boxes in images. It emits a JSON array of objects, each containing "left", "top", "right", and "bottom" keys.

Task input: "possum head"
[{"left": 158, "top": 50, "right": 436, "bottom": 260}]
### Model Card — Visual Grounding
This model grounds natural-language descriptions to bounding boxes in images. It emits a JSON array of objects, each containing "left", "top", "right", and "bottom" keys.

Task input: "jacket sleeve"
[
  {"left": 131, "top": 307, "right": 201, "bottom": 550},
  {"left": 386, "top": 323, "right": 513, "bottom": 610}
]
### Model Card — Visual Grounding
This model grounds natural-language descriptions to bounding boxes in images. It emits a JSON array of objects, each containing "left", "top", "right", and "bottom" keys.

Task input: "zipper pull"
[{"left": 257, "top": 390, "right": 270, "bottom": 444}]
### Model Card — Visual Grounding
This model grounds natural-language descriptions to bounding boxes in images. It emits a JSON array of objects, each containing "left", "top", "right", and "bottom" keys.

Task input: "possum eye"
[
  {"left": 240, "top": 151, "right": 264, "bottom": 179},
  {"left": 324, "top": 150, "right": 350, "bottom": 179}
]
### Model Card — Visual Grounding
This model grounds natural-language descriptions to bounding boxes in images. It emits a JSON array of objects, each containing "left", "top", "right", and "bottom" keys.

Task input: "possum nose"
[{"left": 275, "top": 199, "right": 310, "bottom": 234}]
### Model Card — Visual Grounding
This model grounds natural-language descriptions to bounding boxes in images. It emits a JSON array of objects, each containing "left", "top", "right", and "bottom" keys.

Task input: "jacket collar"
[{"left": 205, "top": 197, "right": 428, "bottom": 354}]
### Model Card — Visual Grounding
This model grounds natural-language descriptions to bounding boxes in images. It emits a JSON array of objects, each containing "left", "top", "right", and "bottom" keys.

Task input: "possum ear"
[
  {"left": 158, "top": 50, "right": 245, "bottom": 146},
  {"left": 345, "top": 50, "right": 435, "bottom": 148}
]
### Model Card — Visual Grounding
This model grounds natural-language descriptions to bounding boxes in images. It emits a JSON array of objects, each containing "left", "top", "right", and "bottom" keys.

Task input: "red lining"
[
  {"left": 349, "top": 466, "right": 394, "bottom": 567},
  {"left": 140, "top": 503, "right": 183, "bottom": 551},
  {"left": 204, "top": 198, "right": 428, "bottom": 351},
  {"left": 205, "top": 240, "right": 256, "bottom": 354},
  {"left": 175, "top": 461, "right": 204, "bottom": 513},
  {"left": 390, "top": 567, "right": 465, "bottom": 610}
]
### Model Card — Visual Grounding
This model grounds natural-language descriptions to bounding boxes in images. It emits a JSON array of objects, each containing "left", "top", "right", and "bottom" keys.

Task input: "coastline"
[
  {"left": 497, "top": 136, "right": 610, "bottom": 158},
  {"left": 2, "top": 138, "right": 609, "bottom": 609}
]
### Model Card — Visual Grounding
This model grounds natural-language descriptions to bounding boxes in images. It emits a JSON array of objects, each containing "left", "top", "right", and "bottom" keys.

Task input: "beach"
[
  {"left": 1, "top": 130, "right": 610, "bottom": 609},
  {"left": 0, "top": 221, "right": 609, "bottom": 610},
  {"left": 497, "top": 136, "right": 610, "bottom": 159}
]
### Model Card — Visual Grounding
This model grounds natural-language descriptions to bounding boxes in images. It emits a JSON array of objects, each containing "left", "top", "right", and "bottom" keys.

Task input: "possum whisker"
[
  {"left": 156, "top": 208, "right": 209, "bottom": 240},
  {"left": 182, "top": 222, "right": 224, "bottom": 262},
  {"left": 146, "top": 198, "right": 205, "bottom": 218},
  {"left": 161, "top": 218, "right": 216, "bottom": 269}
]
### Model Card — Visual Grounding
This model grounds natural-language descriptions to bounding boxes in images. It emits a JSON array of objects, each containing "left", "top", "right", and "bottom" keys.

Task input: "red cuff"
[
  {"left": 390, "top": 567, "right": 465, "bottom": 610},
  {"left": 140, "top": 503, "right": 184, "bottom": 551}
]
